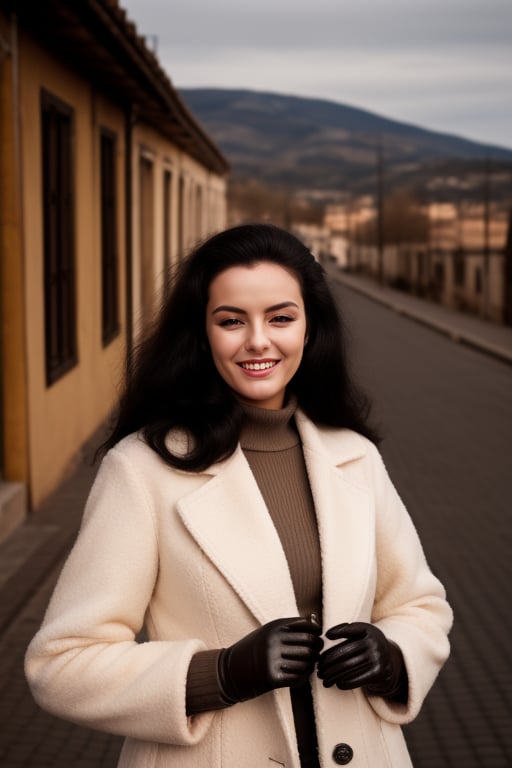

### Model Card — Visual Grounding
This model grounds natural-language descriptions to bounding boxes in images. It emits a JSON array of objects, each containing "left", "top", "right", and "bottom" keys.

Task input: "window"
[
  {"left": 163, "top": 168, "right": 172, "bottom": 281},
  {"left": 475, "top": 267, "right": 482, "bottom": 294},
  {"left": 139, "top": 155, "right": 155, "bottom": 327},
  {"left": 41, "top": 90, "right": 76, "bottom": 385},
  {"left": 178, "top": 174, "right": 185, "bottom": 260},
  {"left": 417, "top": 251, "right": 426, "bottom": 282},
  {"left": 196, "top": 185, "right": 203, "bottom": 240},
  {"left": 188, "top": 181, "right": 195, "bottom": 248},
  {"left": 100, "top": 129, "right": 119, "bottom": 345},
  {"left": 453, "top": 248, "right": 465, "bottom": 287},
  {"left": 434, "top": 262, "right": 445, "bottom": 287}
]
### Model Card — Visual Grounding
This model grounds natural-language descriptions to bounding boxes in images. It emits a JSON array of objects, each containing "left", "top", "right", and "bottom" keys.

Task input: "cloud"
[
  {"left": 122, "top": 0, "right": 512, "bottom": 148},
  {"left": 128, "top": 0, "right": 512, "bottom": 50}
]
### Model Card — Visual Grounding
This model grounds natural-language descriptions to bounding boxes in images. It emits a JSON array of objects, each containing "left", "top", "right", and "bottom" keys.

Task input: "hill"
[{"left": 180, "top": 88, "right": 512, "bottom": 196}]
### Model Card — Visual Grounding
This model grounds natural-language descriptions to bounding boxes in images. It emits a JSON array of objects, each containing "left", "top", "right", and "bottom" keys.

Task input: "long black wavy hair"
[{"left": 102, "top": 223, "right": 378, "bottom": 470}]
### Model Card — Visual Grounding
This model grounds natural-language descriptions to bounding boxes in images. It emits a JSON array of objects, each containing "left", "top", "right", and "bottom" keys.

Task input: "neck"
[{"left": 238, "top": 395, "right": 299, "bottom": 452}]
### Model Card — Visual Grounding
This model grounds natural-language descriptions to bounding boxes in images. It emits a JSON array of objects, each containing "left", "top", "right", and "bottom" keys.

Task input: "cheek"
[
  {"left": 208, "top": 329, "right": 235, "bottom": 364},
  {"left": 291, "top": 324, "right": 308, "bottom": 356}
]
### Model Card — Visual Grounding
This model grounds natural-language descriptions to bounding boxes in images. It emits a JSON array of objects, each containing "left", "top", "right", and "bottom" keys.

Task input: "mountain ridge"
[{"left": 179, "top": 87, "right": 512, "bottom": 195}]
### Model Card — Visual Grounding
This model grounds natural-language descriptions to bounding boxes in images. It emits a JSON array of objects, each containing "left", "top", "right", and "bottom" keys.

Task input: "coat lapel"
[
  {"left": 177, "top": 447, "right": 298, "bottom": 626},
  {"left": 296, "top": 413, "right": 374, "bottom": 630},
  {"left": 177, "top": 412, "right": 374, "bottom": 631},
  {"left": 176, "top": 414, "right": 374, "bottom": 764}
]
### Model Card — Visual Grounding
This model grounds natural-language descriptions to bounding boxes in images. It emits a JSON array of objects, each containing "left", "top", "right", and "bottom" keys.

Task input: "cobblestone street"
[{"left": 1, "top": 273, "right": 511, "bottom": 767}]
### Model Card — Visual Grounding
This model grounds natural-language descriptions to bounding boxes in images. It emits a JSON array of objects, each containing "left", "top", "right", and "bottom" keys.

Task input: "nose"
[{"left": 245, "top": 322, "right": 270, "bottom": 353}]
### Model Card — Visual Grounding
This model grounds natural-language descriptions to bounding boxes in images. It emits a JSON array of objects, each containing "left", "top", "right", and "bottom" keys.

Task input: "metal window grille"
[
  {"left": 41, "top": 90, "right": 77, "bottom": 386},
  {"left": 163, "top": 168, "right": 172, "bottom": 283},
  {"left": 100, "top": 129, "right": 119, "bottom": 345}
]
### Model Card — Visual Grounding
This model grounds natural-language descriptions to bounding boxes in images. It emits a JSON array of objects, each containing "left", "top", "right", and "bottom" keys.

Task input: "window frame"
[
  {"left": 41, "top": 89, "right": 77, "bottom": 386},
  {"left": 163, "top": 167, "right": 173, "bottom": 284},
  {"left": 100, "top": 127, "right": 120, "bottom": 346}
]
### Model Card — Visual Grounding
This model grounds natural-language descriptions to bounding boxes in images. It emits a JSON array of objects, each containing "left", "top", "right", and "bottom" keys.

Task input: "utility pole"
[
  {"left": 423, "top": 166, "right": 432, "bottom": 297},
  {"left": 376, "top": 136, "right": 385, "bottom": 284},
  {"left": 482, "top": 156, "right": 491, "bottom": 319},
  {"left": 504, "top": 206, "right": 512, "bottom": 326},
  {"left": 346, "top": 194, "right": 354, "bottom": 271}
]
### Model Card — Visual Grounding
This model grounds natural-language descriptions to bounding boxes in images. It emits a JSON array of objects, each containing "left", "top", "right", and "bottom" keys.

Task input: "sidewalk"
[
  {"left": 0, "top": 434, "right": 102, "bottom": 634},
  {"left": 0, "top": 431, "right": 123, "bottom": 767},
  {"left": 324, "top": 262, "right": 512, "bottom": 366}
]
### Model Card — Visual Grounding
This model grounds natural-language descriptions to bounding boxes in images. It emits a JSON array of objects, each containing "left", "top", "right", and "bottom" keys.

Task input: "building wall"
[
  {"left": 130, "top": 124, "right": 226, "bottom": 339},
  {"left": 18, "top": 34, "right": 127, "bottom": 507},
  {"left": 11, "top": 33, "right": 226, "bottom": 509},
  {"left": 324, "top": 198, "right": 509, "bottom": 325},
  {"left": 0, "top": 12, "right": 29, "bottom": 538}
]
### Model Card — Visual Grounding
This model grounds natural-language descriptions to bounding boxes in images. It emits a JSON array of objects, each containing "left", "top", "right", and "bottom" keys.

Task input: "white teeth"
[{"left": 241, "top": 361, "right": 276, "bottom": 371}]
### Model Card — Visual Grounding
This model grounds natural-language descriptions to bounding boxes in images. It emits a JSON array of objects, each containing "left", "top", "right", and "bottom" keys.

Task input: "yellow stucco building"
[{"left": 0, "top": 1, "right": 228, "bottom": 539}]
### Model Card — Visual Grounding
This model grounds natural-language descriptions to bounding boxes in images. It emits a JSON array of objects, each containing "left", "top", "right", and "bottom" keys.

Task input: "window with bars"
[
  {"left": 41, "top": 90, "right": 77, "bottom": 386},
  {"left": 163, "top": 168, "right": 172, "bottom": 283},
  {"left": 178, "top": 174, "right": 185, "bottom": 260},
  {"left": 453, "top": 248, "right": 465, "bottom": 287},
  {"left": 100, "top": 129, "right": 119, "bottom": 345},
  {"left": 196, "top": 184, "right": 203, "bottom": 240}
]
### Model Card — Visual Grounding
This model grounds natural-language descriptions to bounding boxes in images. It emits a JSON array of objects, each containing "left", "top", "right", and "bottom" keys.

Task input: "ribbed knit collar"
[{"left": 239, "top": 395, "right": 300, "bottom": 452}]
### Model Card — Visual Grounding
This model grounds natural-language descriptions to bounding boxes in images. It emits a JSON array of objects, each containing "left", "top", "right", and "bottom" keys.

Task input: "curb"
[{"left": 329, "top": 271, "right": 512, "bottom": 367}]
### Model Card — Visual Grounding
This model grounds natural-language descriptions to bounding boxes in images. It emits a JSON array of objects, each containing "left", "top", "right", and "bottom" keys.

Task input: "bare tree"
[
  {"left": 228, "top": 178, "right": 323, "bottom": 227},
  {"left": 356, "top": 189, "right": 429, "bottom": 245}
]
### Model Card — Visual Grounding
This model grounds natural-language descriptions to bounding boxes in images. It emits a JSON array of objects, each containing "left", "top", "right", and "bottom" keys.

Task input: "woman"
[{"left": 26, "top": 224, "right": 452, "bottom": 768}]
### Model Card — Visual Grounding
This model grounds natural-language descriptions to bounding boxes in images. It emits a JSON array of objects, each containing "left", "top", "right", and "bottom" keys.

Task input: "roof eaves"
[{"left": 4, "top": 0, "right": 228, "bottom": 174}]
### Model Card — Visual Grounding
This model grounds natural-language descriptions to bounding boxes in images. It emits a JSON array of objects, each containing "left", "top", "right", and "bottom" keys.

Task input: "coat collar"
[
  {"left": 294, "top": 409, "right": 368, "bottom": 468},
  {"left": 201, "top": 409, "right": 368, "bottom": 478},
  {"left": 176, "top": 410, "right": 372, "bottom": 627}
]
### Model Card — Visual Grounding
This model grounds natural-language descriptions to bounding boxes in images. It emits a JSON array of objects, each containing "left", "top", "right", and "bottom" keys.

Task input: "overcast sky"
[{"left": 121, "top": 0, "right": 512, "bottom": 150}]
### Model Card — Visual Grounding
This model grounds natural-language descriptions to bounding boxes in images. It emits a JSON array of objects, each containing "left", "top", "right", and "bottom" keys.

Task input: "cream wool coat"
[{"left": 25, "top": 411, "right": 452, "bottom": 768}]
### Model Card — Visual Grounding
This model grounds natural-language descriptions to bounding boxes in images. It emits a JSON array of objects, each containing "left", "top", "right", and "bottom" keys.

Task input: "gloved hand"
[
  {"left": 317, "top": 622, "right": 407, "bottom": 701},
  {"left": 218, "top": 616, "right": 323, "bottom": 704}
]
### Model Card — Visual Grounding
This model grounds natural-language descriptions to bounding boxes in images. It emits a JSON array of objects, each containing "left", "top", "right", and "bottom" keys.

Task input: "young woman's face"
[{"left": 206, "top": 262, "right": 308, "bottom": 410}]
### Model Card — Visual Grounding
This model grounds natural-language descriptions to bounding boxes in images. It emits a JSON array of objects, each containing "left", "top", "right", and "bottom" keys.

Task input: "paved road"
[
  {"left": 1, "top": 281, "right": 510, "bottom": 767},
  {"left": 329, "top": 281, "right": 512, "bottom": 768}
]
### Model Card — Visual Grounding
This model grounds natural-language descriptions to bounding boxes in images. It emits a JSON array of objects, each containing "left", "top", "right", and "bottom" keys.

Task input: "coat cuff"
[{"left": 186, "top": 650, "right": 228, "bottom": 715}]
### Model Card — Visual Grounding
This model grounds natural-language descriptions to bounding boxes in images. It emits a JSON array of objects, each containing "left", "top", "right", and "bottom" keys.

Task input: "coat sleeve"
[
  {"left": 364, "top": 443, "right": 453, "bottom": 724},
  {"left": 24, "top": 445, "right": 214, "bottom": 745}
]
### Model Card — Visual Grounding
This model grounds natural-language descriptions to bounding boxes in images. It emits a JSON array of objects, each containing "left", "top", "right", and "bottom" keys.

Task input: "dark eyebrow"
[
  {"left": 212, "top": 301, "right": 299, "bottom": 315},
  {"left": 212, "top": 305, "right": 247, "bottom": 315},
  {"left": 266, "top": 301, "right": 300, "bottom": 312}
]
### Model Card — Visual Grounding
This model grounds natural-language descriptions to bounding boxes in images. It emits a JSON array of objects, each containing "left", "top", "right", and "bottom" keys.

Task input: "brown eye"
[{"left": 219, "top": 318, "right": 243, "bottom": 327}]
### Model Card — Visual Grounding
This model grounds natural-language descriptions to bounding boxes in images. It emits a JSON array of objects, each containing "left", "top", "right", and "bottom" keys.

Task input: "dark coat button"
[{"left": 332, "top": 743, "right": 353, "bottom": 764}]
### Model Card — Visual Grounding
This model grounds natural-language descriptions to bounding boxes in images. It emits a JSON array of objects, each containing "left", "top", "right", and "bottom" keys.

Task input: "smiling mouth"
[{"left": 239, "top": 361, "right": 278, "bottom": 371}]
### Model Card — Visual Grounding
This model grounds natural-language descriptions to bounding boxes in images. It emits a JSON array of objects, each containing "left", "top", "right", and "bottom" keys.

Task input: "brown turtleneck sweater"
[
  {"left": 239, "top": 397, "right": 322, "bottom": 623},
  {"left": 186, "top": 398, "right": 322, "bottom": 767}
]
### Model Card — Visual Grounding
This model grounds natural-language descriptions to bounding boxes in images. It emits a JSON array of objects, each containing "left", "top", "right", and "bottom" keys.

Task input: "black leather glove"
[
  {"left": 218, "top": 616, "right": 323, "bottom": 704},
  {"left": 317, "top": 622, "right": 408, "bottom": 702}
]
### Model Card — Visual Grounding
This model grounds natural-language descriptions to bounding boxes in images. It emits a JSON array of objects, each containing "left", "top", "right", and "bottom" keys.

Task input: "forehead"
[{"left": 208, "top": 262, "right": 303, "bottom": 303}]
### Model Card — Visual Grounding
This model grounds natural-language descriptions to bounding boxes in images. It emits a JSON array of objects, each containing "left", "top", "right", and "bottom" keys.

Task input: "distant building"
[
  {"left": 427, "top": 202, "right": 509, "bottom": 320},
  {"left": 0, "top": 0, "right": 228, "bottom": 538},
  {"left": 323, "top": 198, "right": 512, "bottom": 326},
  {"left": 292, "top": 223, "right": 350, "bottom": 269},
  {"left": 291, "top": 224, "right": 330, "bottom": 260}
]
